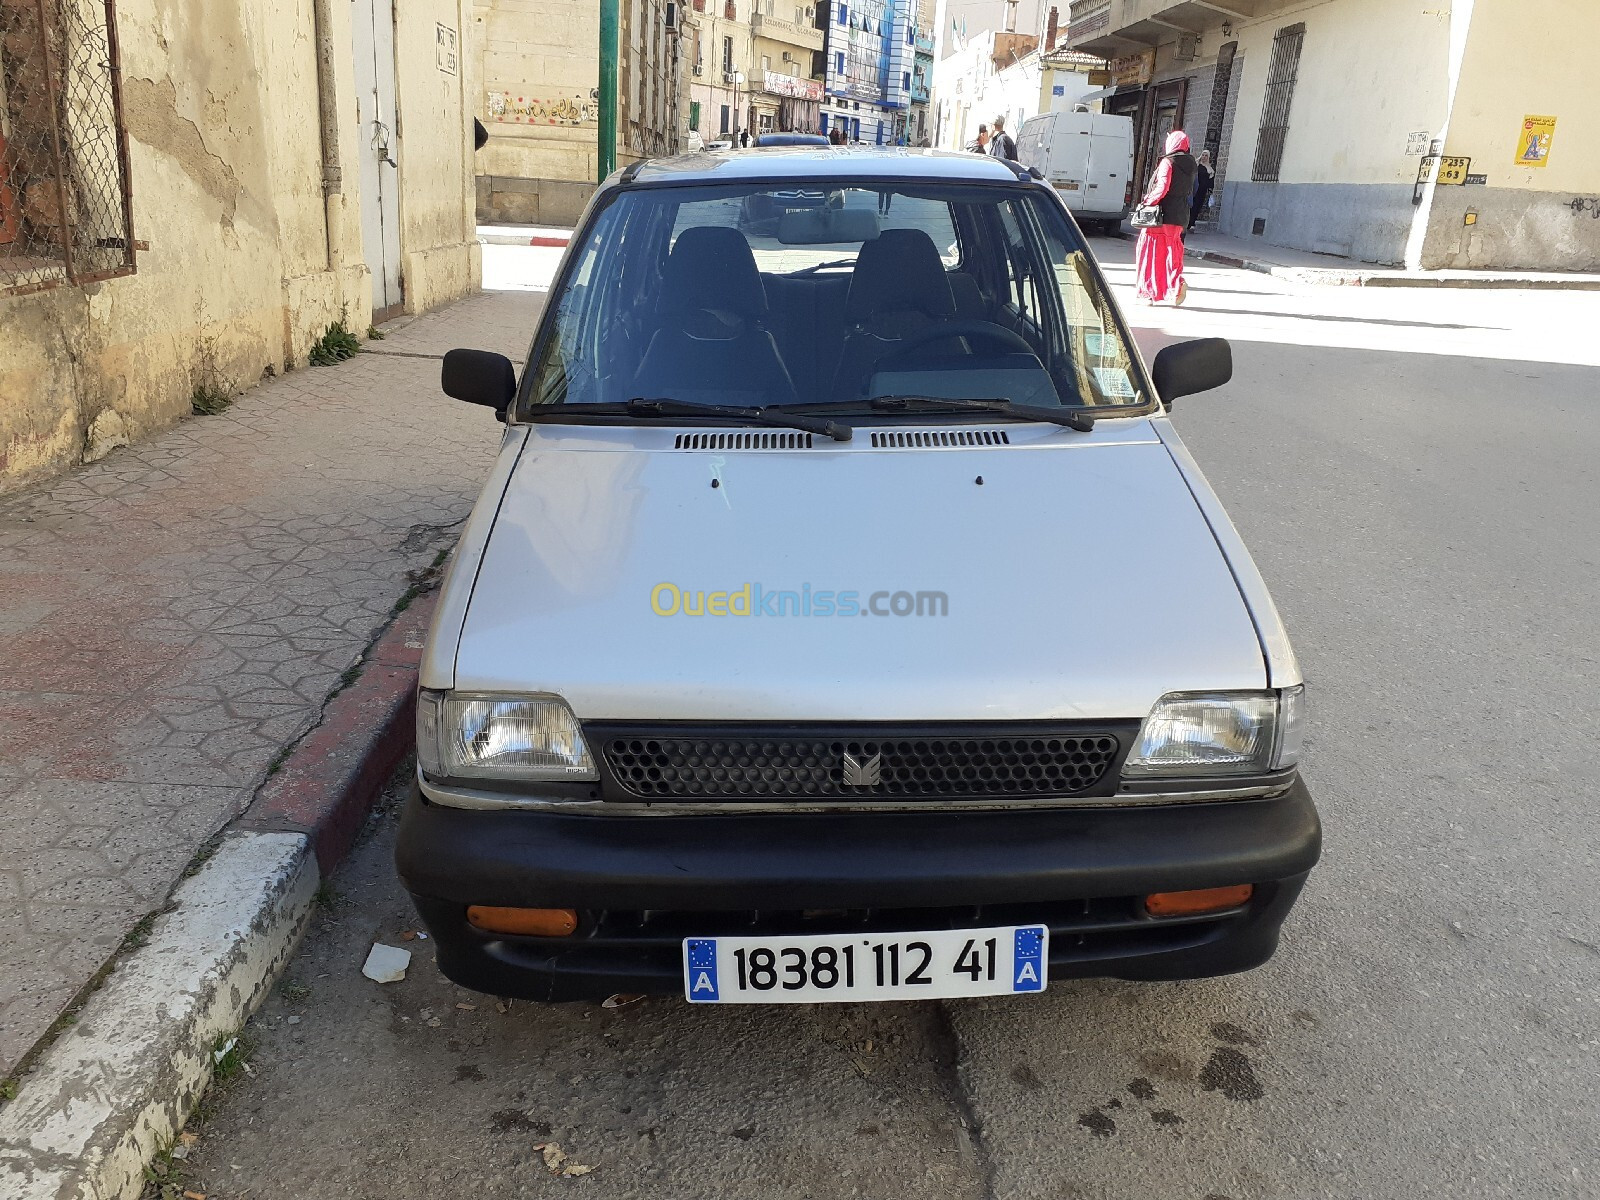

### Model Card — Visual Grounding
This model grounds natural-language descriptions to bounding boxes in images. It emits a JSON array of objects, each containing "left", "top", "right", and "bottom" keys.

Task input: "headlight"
[
  {"left": 417, "top": 691, "right": 596, "bottom": 781},
  {"left": 1123, "top": 687, "right": 1304, "bottom": 778}
]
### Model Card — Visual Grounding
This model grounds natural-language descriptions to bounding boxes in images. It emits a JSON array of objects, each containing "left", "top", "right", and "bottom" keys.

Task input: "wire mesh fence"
[{"left": 0, "top": 0, "right": 135, "bottom": 296}]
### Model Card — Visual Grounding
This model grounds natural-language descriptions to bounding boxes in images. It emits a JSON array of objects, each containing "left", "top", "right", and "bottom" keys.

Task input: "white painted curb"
[{"left": 0, "top": 831, "right": 318, "bottom": 1200}]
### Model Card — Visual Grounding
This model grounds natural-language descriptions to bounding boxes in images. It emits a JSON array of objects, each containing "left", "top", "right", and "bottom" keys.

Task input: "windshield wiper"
[
  {"left": 779, "top": 394, "right": 1099, "bottom": 433},
  {"left": 525, "top": 397, "right": 853, "bottom": 442},
  {"left": 790, "top": 258, "right": 856, "bottom": 277}
]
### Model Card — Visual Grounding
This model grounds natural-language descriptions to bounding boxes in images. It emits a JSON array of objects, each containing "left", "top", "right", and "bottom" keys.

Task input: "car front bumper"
[{"left": 396, "top": 778, "right": 1320, "bottom": 1002}]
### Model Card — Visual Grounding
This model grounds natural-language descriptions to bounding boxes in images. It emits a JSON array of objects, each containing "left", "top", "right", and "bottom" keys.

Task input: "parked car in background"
[
  {"left": 755, "top": 132, "right": 830, "bottom": 147},
  {"left": 685, "top": 129, "right": 705, "bottom": 153},
  {"left": 1017, "top": 110, "right": 1136, "bottom": 235},
  {"left": 401, "top": 148, "right": 1320, "bottom": 1006}
]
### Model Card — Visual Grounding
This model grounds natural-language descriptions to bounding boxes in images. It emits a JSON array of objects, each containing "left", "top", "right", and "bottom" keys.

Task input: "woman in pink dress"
[{"left": 1135, "top": 130, "right": 1197, "bottom": 305}]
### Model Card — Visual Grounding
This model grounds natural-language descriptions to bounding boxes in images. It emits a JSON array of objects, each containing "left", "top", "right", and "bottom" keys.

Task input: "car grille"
[{"left": 589, "top": 722, "right": 1137, "bottom": 802}]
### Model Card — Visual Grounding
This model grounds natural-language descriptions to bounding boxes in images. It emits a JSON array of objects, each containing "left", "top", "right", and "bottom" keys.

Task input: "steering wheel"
[{"left": 875, "top": 319, "right": 1034, "bottom": 365}]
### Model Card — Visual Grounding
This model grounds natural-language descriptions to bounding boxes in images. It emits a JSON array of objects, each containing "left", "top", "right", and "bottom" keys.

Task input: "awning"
[{"left": 1073, "top": 85, "right": 1121, "bottom": 103}]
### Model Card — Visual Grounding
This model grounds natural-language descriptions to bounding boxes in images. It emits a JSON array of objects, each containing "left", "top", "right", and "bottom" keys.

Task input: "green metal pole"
[{"left": 598, "top": 0, "right": 619, "bottom": 180}]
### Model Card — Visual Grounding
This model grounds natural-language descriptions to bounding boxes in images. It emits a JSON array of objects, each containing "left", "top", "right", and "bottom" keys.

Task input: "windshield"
[{"left": 523, "top": 181, "right": 1147, "bottom": 417}]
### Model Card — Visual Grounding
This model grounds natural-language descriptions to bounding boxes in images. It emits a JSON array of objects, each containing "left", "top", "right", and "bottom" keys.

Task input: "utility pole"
[{"left": 599, "top": 0, "right": 619, "bottom": 179}]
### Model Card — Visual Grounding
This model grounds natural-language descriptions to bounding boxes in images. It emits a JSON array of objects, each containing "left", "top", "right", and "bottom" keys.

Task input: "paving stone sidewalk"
[{"left": 0, "top": 288, "right": 543, "bottom": 1077}]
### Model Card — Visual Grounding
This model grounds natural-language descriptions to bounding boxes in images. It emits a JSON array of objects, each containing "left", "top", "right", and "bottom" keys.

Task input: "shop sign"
[
  {"left": 1110, "top": 50, "right": 1154, "bottom": 87},
  {"left": 764, "top": 71, "right": 824, "bottom": 101}
]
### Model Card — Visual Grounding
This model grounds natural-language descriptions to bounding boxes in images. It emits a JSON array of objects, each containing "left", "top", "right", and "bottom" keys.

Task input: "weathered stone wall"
[{"left": 0, "top": 0, "right": 480, "bottom": 494}]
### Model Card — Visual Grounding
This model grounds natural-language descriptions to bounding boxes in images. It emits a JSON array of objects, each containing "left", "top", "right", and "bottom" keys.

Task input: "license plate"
[{"left": 683, "top": 925, "right": 1047, "bottom": 1004}]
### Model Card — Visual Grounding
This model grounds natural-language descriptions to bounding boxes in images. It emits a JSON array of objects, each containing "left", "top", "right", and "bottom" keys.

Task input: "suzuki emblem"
[{"left": 841, "top": 751, "right": 882, "bottom": 787}]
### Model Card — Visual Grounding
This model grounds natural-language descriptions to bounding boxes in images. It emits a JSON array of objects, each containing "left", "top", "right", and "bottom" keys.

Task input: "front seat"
[
  {"left": 632, "top": 226, "right": 798, "bottom": 407},
  {"left": 831, "top": 228, "right": 964, "bottom": 399}
]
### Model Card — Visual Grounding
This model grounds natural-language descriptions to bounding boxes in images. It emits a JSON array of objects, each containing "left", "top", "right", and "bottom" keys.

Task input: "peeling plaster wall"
[{"left": 0, "top": 0, "right": 478, "bottom": 494}]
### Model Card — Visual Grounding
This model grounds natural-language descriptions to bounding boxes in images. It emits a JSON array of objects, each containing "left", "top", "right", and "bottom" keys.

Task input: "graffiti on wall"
[
  {"left": 487, "top": 89, "right": 599, "bottom": 126},
  {"left": 1569, "top": 197, "right": 1600, "bottom": 219}
]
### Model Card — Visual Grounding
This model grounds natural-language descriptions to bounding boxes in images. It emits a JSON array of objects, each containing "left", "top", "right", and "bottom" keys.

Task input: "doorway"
[{"left": 352, "top": 0, "right": 403, "bottom": 320}]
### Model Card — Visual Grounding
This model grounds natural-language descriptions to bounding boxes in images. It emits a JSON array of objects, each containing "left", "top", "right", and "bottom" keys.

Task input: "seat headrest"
[
  {"left": 844, "top": 228, "right": 956, "bottom": 322},
  {"left": 660, "top": 226, "right": 767, "bottom": 318}
]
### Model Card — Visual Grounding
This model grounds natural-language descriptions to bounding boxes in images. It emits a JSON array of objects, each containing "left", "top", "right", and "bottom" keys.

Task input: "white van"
[{"left": 1017, "top": 111, "right": 1135, "bottom": 234}]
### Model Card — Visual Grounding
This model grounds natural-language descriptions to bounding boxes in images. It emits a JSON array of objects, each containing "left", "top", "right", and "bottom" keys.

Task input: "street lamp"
[{"left": 733, "top": 70, "right": 746, "bottom": 144}]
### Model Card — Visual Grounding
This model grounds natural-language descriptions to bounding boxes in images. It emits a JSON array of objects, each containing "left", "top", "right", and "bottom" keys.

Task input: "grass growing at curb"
[
  {"left": 309, "top": 319, "right": 363, "bottom": 366},
  {"left": 190, "top": 382, "right": 233, "bottom": 416}
]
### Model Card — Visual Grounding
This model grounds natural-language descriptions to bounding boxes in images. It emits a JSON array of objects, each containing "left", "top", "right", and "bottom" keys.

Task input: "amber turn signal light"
[
  {"left": 1145, "top": 885, "right": 1254, "bottom": 917},
  {"left": 466, "top": 906, "right": 579, "bottom": 937}
]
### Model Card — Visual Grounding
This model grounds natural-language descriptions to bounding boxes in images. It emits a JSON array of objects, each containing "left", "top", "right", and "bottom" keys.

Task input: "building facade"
[
  {"left": 684, "top": 0, "right": 754, "bottom": 144},
  {"left": 932, "top": 25, "right": 1105, "bottom": 151},
  {"left": 471, "top": 0, "right": 682, "bottom": 225},
  {"left": 1065, "top": 0, "right": 1600, "bottom": 270},
  {"left": 1, "top": 0, "right": 480, "bottom": 494},
  {"left": 819, "top": 0, "right": 914, "bottom": 145},
  {"left": 751, "top": 1, "right": 827, "bottom": 132}
]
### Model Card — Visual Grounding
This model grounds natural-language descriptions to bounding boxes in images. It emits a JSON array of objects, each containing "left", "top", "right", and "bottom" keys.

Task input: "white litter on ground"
[{"left": 361, "top": 943, "right": 411, "bottom": 983}]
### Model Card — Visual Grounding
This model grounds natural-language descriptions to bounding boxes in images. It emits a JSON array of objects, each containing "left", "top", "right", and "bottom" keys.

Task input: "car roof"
[{"left": 623, "top": 146, "right": 1025, "bottom": 187}]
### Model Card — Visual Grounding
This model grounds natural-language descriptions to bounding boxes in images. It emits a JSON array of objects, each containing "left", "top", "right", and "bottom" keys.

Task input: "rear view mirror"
[
  {"left": 1150, "top": 338, "right": 1232, "bottom": 408},
  {"left": 778, "top": 206, "right": 880, "bottom": 245},
  {"left": 442, "top": 349, "right": 517, "bottom": 418}
]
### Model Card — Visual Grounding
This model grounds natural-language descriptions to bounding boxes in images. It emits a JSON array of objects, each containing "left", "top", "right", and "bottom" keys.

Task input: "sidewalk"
[
  {"left": 1180, "top": 227, "right": 1600, "bottom": 291},
  {"left": 0, "top": 288, "right": 543, "bottom": 1078}
]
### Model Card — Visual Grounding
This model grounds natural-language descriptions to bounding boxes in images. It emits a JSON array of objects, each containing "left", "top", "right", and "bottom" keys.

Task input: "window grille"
[
  {"left": 1251, "top": 22, "right": 1304, "bottom": 183},
  {"left": 0, "top": 0, "right": 135, "bottom": 296}
]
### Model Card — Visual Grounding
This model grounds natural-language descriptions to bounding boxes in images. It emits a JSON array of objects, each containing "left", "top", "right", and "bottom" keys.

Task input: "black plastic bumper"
[{"left": 396, "top": 779, "right": 1320, "bottom": 1002}]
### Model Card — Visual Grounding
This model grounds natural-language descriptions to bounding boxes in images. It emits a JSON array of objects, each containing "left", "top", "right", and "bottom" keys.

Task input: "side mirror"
[
  {"left": 442, "top": 349, "right": 516, "bottom": 419},
  {"left": 1150, "top": 338, "right": 1232, "bottom": 408}
]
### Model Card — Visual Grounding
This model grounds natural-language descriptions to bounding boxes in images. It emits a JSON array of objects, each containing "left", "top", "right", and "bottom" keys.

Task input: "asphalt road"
[{"left": 172, "top": 243, "right": 1600, "bottom": 1200}]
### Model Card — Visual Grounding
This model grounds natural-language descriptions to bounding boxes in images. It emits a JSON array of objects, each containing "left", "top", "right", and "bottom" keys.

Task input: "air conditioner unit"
[
  {"left": 782, "top": 51, "right": 794, "bottom": 62},
  {"left": 724, "top": 69, "right": 739, "bottom": 83},
  {"left": 1174, "top": 34, "right": 1198, "bottom": 61},
  {"left": 692, "top": 62, "right": 704, "bottom": 75}
]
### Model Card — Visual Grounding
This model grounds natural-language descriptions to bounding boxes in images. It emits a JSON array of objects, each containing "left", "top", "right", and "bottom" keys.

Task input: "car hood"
[{"left": 451, "top": 421, "right": 1266, "bottom": 721}]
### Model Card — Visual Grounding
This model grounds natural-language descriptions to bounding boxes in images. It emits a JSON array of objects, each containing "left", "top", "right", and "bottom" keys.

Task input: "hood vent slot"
[
  {"left": 674, "top": 431, "right": 814, "bottom": 450},
  {"left": 871, "top": 429, "right": 1011, "bottom": 448}
]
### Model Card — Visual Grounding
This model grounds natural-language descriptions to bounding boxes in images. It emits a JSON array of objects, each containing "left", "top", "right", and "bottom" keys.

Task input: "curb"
[
  {"left": 0, "top": 594, "right": 435, "bottom": 1199},
  {"left": 479, "top": 232, "right": 571, "bottom": 248},
  {"left": 0, "top": 832, "right": 317, "bottom": 1199},
  {"left": 1186, "top": 247, "right": 1600, "bottom": 290}
]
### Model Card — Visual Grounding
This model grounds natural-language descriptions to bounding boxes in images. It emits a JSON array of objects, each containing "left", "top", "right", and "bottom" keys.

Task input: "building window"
[
  {"left": 762, "top": 55, "right": 771, "bottom": 72},
  {"left": 1, "top": 0, "right": 136, "bottom": 296},
  {"left": 835, "top": 50, "right": 845, "bottom": 74},
  {"left": 902, "top": 71, "right": 910, "bottom": 90},
  {"left": 837, "top": 3, "right": 847, "bottom": 26},
  {"left": 723, "top": 35, "right": 734, "bottom": 73},
  {"left": 1252, "top": 23, "right": 1305, "bottom": 183},
  {"left": 721, "top": 104, "right": 731, "bottom": 133}
]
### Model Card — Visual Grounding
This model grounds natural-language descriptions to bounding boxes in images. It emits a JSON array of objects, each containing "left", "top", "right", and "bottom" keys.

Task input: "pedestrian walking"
[
  {"left": 966, "top": 124, "right": 989, "bottom": 154},
  {"left": 739, "top": 127, "right": 751, "bottom": 149},
  {"left": 989, "top": 115, "right": 1017, "bottom": 162},
  {"left": 1189, "top": 149, "right": 1215, "bottom": 230},
  {"left": 1134, "top": 129, "right": 1197, "bottom": 305}
]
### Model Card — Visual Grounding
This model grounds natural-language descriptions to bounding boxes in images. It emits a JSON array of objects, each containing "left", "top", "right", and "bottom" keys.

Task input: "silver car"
[{"left": 398, "top": 147, "right": 1320, "bottom": 1005}]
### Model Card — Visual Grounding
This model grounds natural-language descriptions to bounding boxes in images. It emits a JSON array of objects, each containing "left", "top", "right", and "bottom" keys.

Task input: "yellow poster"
[{"left": 1514, "top": 114, "right": 1556, "bottom": 168}]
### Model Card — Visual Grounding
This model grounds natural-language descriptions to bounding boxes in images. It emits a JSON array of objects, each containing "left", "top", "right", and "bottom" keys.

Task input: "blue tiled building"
[{"left": 818, "top": 0, "right": 914, "bottom": 145}]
